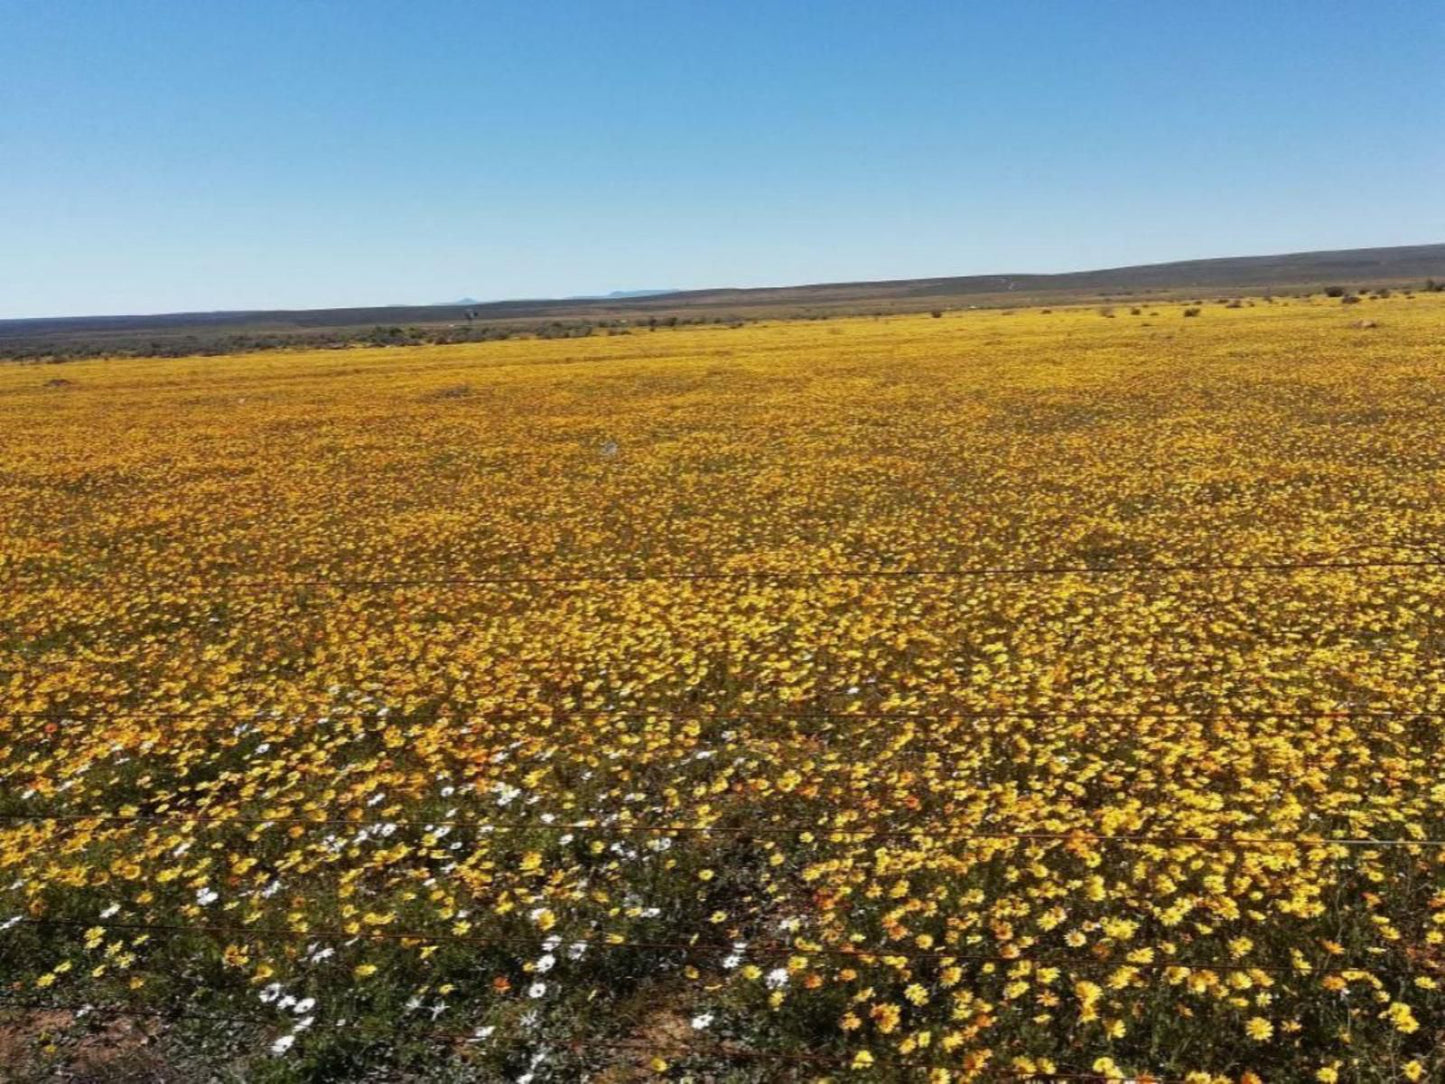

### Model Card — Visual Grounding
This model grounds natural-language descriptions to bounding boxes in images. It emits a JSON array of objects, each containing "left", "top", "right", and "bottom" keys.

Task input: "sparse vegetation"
[{"left": 3, "top": 246, "right": 1441, "bottom": 363}]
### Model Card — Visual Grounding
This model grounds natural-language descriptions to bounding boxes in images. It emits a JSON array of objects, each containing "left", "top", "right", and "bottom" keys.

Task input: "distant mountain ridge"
[
  {"left": 565, "top": 289, "right": 679, "bottom": 300},
  {"left": 4, "top": 244, "right": 1441, "bottom": 348}
]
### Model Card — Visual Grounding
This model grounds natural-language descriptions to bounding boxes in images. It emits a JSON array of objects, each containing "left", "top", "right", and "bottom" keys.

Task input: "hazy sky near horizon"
[{"left": 2, "top": 1, "right": 1441, "bottom": 319}]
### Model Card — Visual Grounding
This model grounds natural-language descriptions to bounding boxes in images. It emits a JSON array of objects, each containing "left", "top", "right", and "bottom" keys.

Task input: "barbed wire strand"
[
  {"left": 9, "top": 918, "right": 1428, "bottom": 977},
  {"left": 3, "top": 810, "right": 1444, "bottom": 849},
  {"left": 6, "top": 704, "right": 1445, "bottom": 723},
  {"left": 2, "top": 554, "right": 1442, "bottom": 596}
]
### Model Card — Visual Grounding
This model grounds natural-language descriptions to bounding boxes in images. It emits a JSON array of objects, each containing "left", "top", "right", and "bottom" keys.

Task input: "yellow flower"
[
  {"left": 354, "top": 963, "right": 378, "bottom": 979},
  {"left": 1245, "top": 1016, "right": 1273, "bottom": 1041},
  {"left": 1382, "top": 1002, "right": 1419, "bottom": 1034},
  {"left": 1091, "top": 1057, "right": 1122, "bottom": 1079},
  {"left": 869, "top": 1003, "right": 901, "bottom": 1034}
]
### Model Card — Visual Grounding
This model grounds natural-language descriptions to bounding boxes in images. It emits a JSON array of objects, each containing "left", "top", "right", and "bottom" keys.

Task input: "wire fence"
[
  {"left": 7, "top": 704, "right": 1445, "bottom": 723},
  {"left": 9, "top": 918, "right": 1423, "bottom": 977},
  {"left": 3, "top": 810, "right": 1443, "bottom": 849},
  {"left": 2, "top": 553, "right": 1442, "bottom": 595}
]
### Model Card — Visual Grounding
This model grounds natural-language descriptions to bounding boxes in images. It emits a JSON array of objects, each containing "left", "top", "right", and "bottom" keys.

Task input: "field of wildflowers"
[{"left": 2, "top": 296, "right": 1443, "bottom": 1081}]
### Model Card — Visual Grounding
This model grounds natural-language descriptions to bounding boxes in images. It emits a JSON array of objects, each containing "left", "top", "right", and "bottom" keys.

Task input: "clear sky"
[{"left": 2, "top": 0, "right": 1441, "bottom": 318}]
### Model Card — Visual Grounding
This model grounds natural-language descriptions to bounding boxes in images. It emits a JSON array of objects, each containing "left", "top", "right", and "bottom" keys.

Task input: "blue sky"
[{"left": 1, "top": 0, "right": 1441, "bottom": 318}]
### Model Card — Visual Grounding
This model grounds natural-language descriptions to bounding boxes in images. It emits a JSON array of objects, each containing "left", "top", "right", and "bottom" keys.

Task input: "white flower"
[
  {"left": 196, "top": 887, "right": 218, "bottom": 906},
  {"left": 765, "top": 967, "right": 789, "bottom": 990},
  {"left": 295, "top": 1016, "right": 314, "bottom": 1031},
  {"left": 469, "top": 1025, "right": 496, "bottom": 1044},
  {"left": 99, "top": 903, "right": 120, "bottom": 919},
  {"left": 528, "top": 982, "right": 547, "bottom": 999},
  {"left": 277, "top": 995, "right": 296, "bottom": 1010},
  {"left": 535, "top": 953, "right": 556, "bottom": 973},
  {"left": 722, "top": 953, "right": 742, "bottom": 969},
  {"left": 0, "top": 916, "right": 21, "bottom": 931},
  {"left": 293, "top": 997, "right": 315, "bottom": 1015},
  {"left": 270, "top": 1034, "right": 296, "bottom": 1055},
  {"left": 259, "top": 983, "right": 283, "bottom": 1004},
  {"left": 690, "top": 1012, "right": 714, "bottom": 1030}
]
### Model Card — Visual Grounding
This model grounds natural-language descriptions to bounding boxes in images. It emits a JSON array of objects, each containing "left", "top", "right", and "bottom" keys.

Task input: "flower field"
[{"left": 3, "top": 296, "right": 1444, "bottom": 1081}]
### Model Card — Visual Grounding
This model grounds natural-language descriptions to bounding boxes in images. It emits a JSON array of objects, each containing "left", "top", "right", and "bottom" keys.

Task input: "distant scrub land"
[{"left": 2, "top": 243, "right": 1442, "bottom": 362}]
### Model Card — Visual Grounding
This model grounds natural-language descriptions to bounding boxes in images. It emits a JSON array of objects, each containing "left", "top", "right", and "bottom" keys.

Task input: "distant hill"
[
  {"left": 564, "top": 289, "right": 679, "bottom": 300},
  {"left": 3, "top": 243, "right": 1441, "bottom": 359}
]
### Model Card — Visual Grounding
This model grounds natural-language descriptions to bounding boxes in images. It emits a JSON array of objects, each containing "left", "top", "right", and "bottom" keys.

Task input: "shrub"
[{"left": 1183, "top": 307, "right": 1201, "bottom": 317}]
